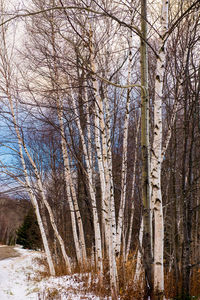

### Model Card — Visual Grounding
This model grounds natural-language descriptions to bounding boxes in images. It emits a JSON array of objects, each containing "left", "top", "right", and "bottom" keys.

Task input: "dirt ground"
[{"left": 0, "top": 246, "right": 20, "bottom": 260}]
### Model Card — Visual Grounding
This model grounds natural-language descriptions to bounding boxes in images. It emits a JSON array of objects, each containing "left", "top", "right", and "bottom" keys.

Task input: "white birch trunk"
[
  {"left": 134, "top": 220, "right": 144, "bottom": 284},
  {"left": 0, "top": 21, "right": 55, "bottom": 274},
  {"left": 48, "top": 9, "right": 86, "bottom": 266},
  {"left": 93, "top": 98, "right": 109, "bottom": 253},
  {"left": 25, "top": 153, "right": 72, "bottom": 273},
  {"left": 92, "top": 54, "right": 118, "bottom": 299},
  {"left": 116, "top": 92, "right": 131, "bottom": 255},
  {"left": 104, "top": 94, "right": 117, "bottom": 252},
  {"left": 69, "top": 86, "right": 103, "bottom": 277},
  {"left": 85, "top": 90, "right": 93, "bottom": 169},
  {"left": 29, "top": 193, "right": 55, "bottom": 275},
  {"left": 151, "top": 1, "right": 168, "bottom": 297},
  {"left": 116, "top": 18, "right": 133, "bottom": 257},
  {"left": 125, "top": 115, "right": 140, "bottom": 261},
  {"left": 93, "top": 95, "right": 112, "bottom": 256},
  {"left": 56, "top": 99, "right": 87, "bottom": 266},
  {"left": 93, "top": 98, "right": 118, "bottom": 294},
  {"left": 89, "top": 26, "right": 118, "bottom": 297},
  {"left": 9, "top": 100, "right": 71, "bottom": 273},
  {"left": 93, "top": 72, "right": 118, "bottom": 300},
  {"left": 140, "top": 0, "right": 153, "bottom": 294},
  {"left": 7, "top": 94, "right": 55, "bottom": 276}
]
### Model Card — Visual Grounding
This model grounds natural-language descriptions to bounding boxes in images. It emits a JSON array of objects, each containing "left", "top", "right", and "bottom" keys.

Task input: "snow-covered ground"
[{"left": 0, "top": 246, "right": 107, "bottom": 300}]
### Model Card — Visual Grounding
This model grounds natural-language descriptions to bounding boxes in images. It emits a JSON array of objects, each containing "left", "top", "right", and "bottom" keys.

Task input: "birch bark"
[
  {"left": 56, "top": 98, "right": 87, "bottom": 266},
  {"left": 140, "top": 0, "right": 153, "bottom": 296},
  {"left": 69, "top": 83, "right": 103, "bottom": 278},
  {"left": 93, "top": 96, "right": 108, "bottom": 249},
  {"left": 7, "top": 93, "right": 55, "bottom": 276},
  {"left": 89, "top": 26, "right": 118, "bottom": 299},
  {"left": 8, "top": 93, "right": 71, "bottom": 273},
  {"left": 0, "top": 10, "right": 56, "bottom": 275},
  {"left": 151, "top": 1, "right": 168, "bottom": 298},
  {"left": 23, "top": 144, "right": 72, "bottom": 273},
  {"left": 49, "top": 10, "right": 87, "bottom": 266},
  {"left": 134, "top": 219, "right": 144, "bottom": 284},
  {"left": 20, "top": 156, "right": 55, "bottom": 276},
  {"left": 104, "top": 94, "right": 117, "bottom": 254},
  {"left": 125, "top": 115, "right": 140, "bottom": 261},
  {"left": 116, "top": 29, "right": 132, "bottom": 255}
]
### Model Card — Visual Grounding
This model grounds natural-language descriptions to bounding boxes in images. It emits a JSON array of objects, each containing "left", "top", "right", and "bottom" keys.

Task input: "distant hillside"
[{"left": 0, "top": 197, "right": 31, "bottom": 245}]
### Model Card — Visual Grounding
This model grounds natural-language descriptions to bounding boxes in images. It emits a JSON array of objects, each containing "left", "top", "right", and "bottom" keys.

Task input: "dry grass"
[
  {"left": 32, "top": 253, "right": 146, "bottom": 299},
  {"left": 75, "top": 253, "right": 146, "bottom": 299},
  {"left": 31, "top": 257, "right": 50, "bottom": 281},
  {"left": 190, "top": 268, "right": 200, "bottom": 296},
  {"left": 164, "top": 269, "right": 200, "bottom": 300},
  {"left": 117, "top": 254, "right": 145, "bottom": 300},
  {"left": 37, "top": 289, "right": 62, "bottom": 300},
  {"left": 32, "top": 253, "right": 200, "bottom": 300}
]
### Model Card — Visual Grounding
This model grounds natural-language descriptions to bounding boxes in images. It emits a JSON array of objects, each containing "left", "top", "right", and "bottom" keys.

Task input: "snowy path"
[
  {"left": 0, "top": 247, "right": 38, "bottom": 300},
  {"left": 0, "top": 246, "right": 106, "bottom": 300}
]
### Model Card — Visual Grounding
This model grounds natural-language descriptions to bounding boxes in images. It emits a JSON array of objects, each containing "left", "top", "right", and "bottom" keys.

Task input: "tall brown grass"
[
  {"left": 33, "top": 252, "right": 146, "bottom": 299},
  {"left": 164, "top": 268, "right": 200, "bottom": 299},
  {"left": 32, "top": 254, "right": 200, "bottom": 299}
]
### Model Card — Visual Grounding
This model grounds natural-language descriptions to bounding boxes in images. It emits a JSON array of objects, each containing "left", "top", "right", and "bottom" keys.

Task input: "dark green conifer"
[{"left": 16, "top": 209, "right": 42, "bottom": 250}]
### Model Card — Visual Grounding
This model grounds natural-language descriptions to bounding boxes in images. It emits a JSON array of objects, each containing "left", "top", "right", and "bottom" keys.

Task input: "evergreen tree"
[{"left": 16, "top": 209, "right": 42, "bottom": 250}]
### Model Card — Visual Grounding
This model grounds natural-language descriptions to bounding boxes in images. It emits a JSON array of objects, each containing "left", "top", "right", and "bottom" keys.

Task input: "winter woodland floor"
[{"left": 0, "top": 246, "right": 108, "bottom": 300}]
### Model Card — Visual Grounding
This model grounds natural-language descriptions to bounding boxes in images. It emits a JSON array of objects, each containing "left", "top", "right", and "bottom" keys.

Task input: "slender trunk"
[
  {"left": 140, "top": 0, "right": 153, "bottom": 297},
  {"left": 93, "top": 98, "right": 118, "bottom": 295},
  {"left": 30, "top": 165, "right": 72, "bottom": 273},
  {"left": 105, "top": 93, "right": 117, "bottom": 254},
  {"left": 11, "top": 102, "right": 71, "bottom": 273},
  {"left": 171, "top": 127, "right": 180, "bottom": 295},
  {"left": 49, "top": 14, "right": 87, "bottom": 266},
  {"left": 29, "top": 193, "right": 55, "bottom": 276},
  {"left": 94, "top": 99, "right": 110, "bottom": 255},
  {"left": 8, "top": 94, "right": 55, "bottom": 276},
  {"left": 181, "top": 105, "right": 189, "bottom": 297},
  {"left": 70, "top": 85, "right": 103, "bottom": 277},
  {"left": 134, "top": 219, "right": 144, "bottom": 284},
  {"left": 89, "top": 25, "right": 118, "bottom": 298},
  {"left": 126, "top": 116, "right": 140, "bottom": 261},
  {"left": 151, "top": 1, "right": 168, "bottom": 298},
  {"left": 57, "top": 99, "right": 87, "bottom": 266},
  {"left": 116, "top": 33, "right": 132, "bottom": 254},
  {"left": 181, "top": 88, "right": 194, "bottom": 298},
  {"left": 115, "top": 91, "right": 130, "bottom": 255},
  {"left": 93, "top": 75, "right": 118, "bottom": 300}
]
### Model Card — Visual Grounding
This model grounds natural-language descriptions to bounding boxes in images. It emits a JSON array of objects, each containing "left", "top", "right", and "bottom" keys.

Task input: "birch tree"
[
  {"left": 0, "top": 1, "right": 56, "bottom": 275},
  {"left": 116, "top": 15, "right": 133, "bottom": 257},
  {"left": 88, "top": 26, "right": 118, "bottom": 298},
  {"left": 22, "top": 0, "right": 87, "bottom": 268},
  {"left": 140, "top": 0, "right": 153, "bottom": 297},
  {"left": 151, "top": 1, "right": 169, "bottom": 298}
]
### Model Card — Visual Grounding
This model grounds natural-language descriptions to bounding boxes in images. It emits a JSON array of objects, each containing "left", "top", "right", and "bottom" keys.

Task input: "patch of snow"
[
  {"left": 0, "top": 246, "right": 109, "bottom": 300},
  {"left": 37, "top": 273, "right": 108, "bottom": 300},
  {"left": 0, "top": 247, "right": 39, "bottom": 300}
]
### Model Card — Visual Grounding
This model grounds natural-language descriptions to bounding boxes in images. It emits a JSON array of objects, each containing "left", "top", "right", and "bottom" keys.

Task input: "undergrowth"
[
  {"left": 32, "top": 254, "right": 200, "bottom": 300},
  {"left": 33, "top": 252, "right": 146, "bottom": 299},
  {"left": 165, "top": 267, "right": 200, "bottom": 300}
]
